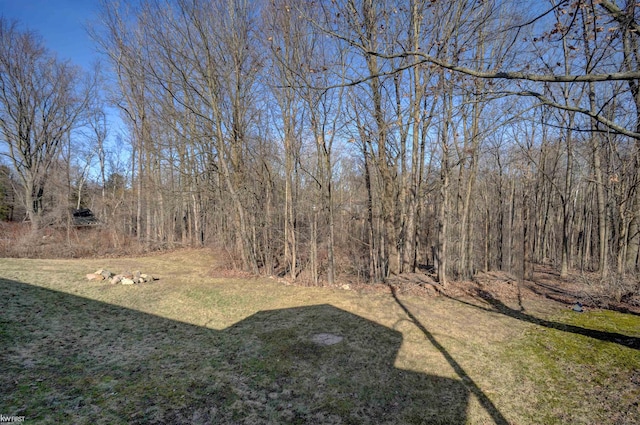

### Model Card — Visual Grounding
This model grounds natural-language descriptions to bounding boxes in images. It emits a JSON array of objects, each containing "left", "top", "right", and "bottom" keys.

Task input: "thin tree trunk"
[
  {"left": 363, "top": 141, "right": 376, "bottom": 284},
  {"left": 437, "top": 163, "right": 449, "bottom": 286}
]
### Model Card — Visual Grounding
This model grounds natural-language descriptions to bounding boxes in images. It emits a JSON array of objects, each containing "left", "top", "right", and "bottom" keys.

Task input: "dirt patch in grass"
[{"left": 1, "top": 250, "right": 639, "bottom": 424}]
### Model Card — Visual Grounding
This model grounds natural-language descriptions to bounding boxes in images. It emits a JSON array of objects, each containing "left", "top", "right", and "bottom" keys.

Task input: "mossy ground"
[
  {"left": 1, "top": 249, "right": 638, "bottom": 424},
  {"left": 502, "top": 309, "right": 640, "bottom": 424}
]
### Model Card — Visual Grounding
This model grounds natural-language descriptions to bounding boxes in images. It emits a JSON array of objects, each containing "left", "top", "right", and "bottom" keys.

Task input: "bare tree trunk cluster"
[{"left": 11, "top": 0, "right": 628, "bottom": 283}]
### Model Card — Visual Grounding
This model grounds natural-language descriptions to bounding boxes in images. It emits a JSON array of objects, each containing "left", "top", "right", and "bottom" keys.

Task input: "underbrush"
[
  {"left": 0, "top": 222, "right": 161, "bottom": 258},
  {"left": 577, "top": 271, "right": 640, "bottom": 311}
]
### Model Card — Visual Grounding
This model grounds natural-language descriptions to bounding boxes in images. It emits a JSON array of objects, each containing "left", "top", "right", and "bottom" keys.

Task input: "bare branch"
[
  {"left": 598, "top": 0, "right": 640, "bottom": 33},
  {"left": 370, "top": 51, "right": 640, "bottom": 83},
  {"left": 512, "top": 90, "right": 640, "bottom": 139}
]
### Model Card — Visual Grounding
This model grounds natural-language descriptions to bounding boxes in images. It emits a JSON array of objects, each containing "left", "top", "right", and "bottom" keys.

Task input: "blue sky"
[
  {"left": 0, "top": 0, "right": 100, "bottom": 70},
  {"left": 0, "top": 1, "right": 129, "bottom": 171}
]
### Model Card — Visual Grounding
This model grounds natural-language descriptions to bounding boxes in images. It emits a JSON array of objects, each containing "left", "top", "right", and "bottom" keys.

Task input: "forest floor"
[
  {"left": 386, "top": 265, "right": 640, "bottom": 316},
  {"left": 1, "top": 249, "right": 639, "bottom": 424}
]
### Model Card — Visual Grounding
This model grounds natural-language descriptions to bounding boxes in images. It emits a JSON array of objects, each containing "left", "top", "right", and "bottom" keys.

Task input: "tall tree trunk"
[
  {"left": 622, "top": 0, "right": 640, "bottom": 273},
  {"left": 363, "top": 141, "right": 377, "bottom": 284},
  {"left": 437, "top": 158, "right": 449, "bottom": 286},
  {"left": 284, "top": 126, "right": 297, "bottom": 280},
  {"left": 581, "top": 8, "right": 609, "bottom": 277},
  {"left": 362, "top": 0, "right": 396, "bottom": 278},
  {"left": 323, "top": 140, "right": 336, "bottom": 285}
]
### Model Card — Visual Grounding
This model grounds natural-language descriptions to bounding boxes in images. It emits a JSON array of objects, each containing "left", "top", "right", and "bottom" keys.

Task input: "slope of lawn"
[{"left": 1, "top": 249, "right": 638, "bottom": 424}]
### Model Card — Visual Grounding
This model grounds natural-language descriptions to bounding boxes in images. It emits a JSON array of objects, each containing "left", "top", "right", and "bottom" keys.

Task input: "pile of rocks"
[{"left": 86, "top": 269, "right": 158, "bottom": 285}]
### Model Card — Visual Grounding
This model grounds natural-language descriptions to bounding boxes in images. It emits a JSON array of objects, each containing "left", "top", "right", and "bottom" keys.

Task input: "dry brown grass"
[{"left": 1, "top": 249, "right": 639, "bottom": 424}]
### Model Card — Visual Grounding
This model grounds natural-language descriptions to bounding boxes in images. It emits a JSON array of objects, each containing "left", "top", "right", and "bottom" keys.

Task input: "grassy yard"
[{"left": 1, "top": 249, "right": 639, "bottom": 424}]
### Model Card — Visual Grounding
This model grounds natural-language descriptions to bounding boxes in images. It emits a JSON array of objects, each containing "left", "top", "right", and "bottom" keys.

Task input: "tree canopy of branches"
[
  {"left": 3, "top": 0, "right": 638, "bottom": 284},
  {"left": 84, "top": 0, "right": 638, "bottom": 282}
]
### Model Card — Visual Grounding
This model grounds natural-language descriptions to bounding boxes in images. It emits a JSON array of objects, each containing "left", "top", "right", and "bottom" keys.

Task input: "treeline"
[{"left": 1, "top": 0, "right": 639, "bottom": 284}]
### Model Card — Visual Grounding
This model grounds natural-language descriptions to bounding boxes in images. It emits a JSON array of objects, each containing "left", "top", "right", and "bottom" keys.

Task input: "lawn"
[{"left": 1, "top": 249, "right": 639, "bottom": 424}]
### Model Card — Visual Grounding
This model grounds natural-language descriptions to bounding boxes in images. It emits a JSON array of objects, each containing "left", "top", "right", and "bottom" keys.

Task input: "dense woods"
[{"left": 1, "top": 0, "right": 639, "bottom": 286}]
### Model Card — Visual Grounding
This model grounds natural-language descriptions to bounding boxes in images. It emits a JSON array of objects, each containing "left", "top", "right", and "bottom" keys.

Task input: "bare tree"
[{"left": 0, "top": 19, "right": 95, "bottom": 230}]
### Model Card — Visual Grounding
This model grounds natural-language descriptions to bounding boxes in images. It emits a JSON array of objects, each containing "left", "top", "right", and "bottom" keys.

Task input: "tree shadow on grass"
[
  {"left": 389, "top": 286, "right": 510, "bottom": 425},
  {"left": 0, "top": 278, "right": 469, "bottom": 424},
  {"left": 447, "top": 288, "right": 640, "bottom": 350}
]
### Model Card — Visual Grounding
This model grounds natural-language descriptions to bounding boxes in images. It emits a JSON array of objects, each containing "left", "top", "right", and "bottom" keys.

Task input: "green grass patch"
[{"left": 503, "top": 309, "right": 640, "bottom": 424}]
